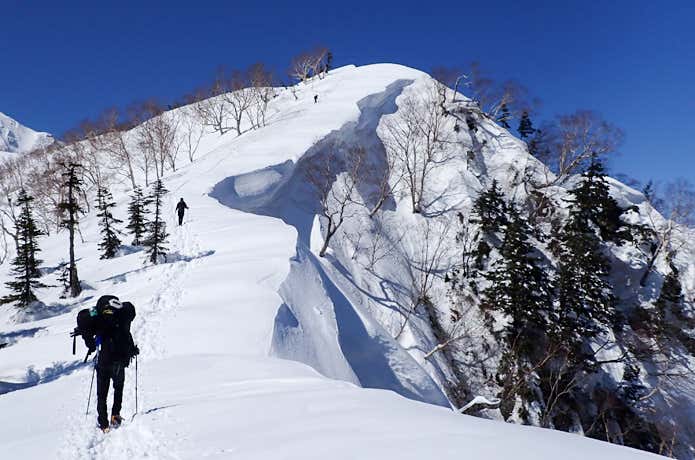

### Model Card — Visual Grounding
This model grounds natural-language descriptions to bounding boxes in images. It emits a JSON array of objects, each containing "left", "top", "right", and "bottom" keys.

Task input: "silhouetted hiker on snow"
[
  {"left": 176, "top": 198, "right": 188, "bottom": 226},
  {"left": 314, "top": 94, "right": 318, "bottom": 103},
  {"left": 75, "top": 295, "right": 138, "bottom": 432}
]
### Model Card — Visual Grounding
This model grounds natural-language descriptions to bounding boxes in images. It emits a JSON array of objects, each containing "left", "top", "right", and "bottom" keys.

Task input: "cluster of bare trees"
[
  {"left": 191, "top": 63, "right": 275, "bottom": 136},
  {"left": 0, "top": 47, "right": 336, "bottom": 246},
  {"left": 638, "top": 177, "right": 695, "bottom": 286},
  {"left": 304, "top": 144, "right": 365, "bottom": 257},
  {"left": 289, "top": 47, "right": 332, "bottom": 83},
  {"left": 0, "top": 101, "right": 191, "bottom": 243},
  {"left": 536, "top": 110, "right": 624, "bottom": 184},
  {"left": 432, "top": 63, "right": 534, "bottom": 121},
  {"left": 430, "top": 63, "right": 626, "bottom": 189},
  {"left": 380, "top": 86, "right": 456, "bottom": 214}
]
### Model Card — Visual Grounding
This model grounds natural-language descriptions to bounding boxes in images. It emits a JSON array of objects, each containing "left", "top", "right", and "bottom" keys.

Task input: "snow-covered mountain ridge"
[
  {"left": 0, "top": 63, "right": 691, "bottom": 458},
  {"left": 0, "top": 111, "right": 53, "bottom": 158}
]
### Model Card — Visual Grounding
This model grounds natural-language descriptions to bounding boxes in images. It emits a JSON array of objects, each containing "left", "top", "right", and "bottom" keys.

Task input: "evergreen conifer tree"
[
  {"left": 96, "top": 186, "right": 122, "bottom": 259},
  {"left": 126, "top": 186, "right": 148, "bottom": 246},
  {"left": 56, "top": 261, "right": 69, "bottom": 299},
  {"left": 655, "top": 261, "right": 684, "bottom": 324},
  {"left": 569, "top": 154, "right": 625, "bottom": 242},
  {"left": 0, "top": 190, "right": 46, "bottom": 308},
  {"left": 497, "top": 103, "right": 511, "bottom": 129},
  {"left": 556, "top": 203, "right": 616, "bottom": 360},
  {"left": 482, "top": 204, "right": 553, "bottom": 343},
  {"left": 473, "top": 180, "right": 508, "bottom": 234},
  {"left": 480, "top": 204, "right": 553, "bottom": 420},
  {"left": 517, "top": 111, "right": 535, "bottom": 139},
  {"left": 144, "top": 179, "right": 169, "bottom": 264},
  {"left": 526, "top": 129, "right": 549, "bottom": 159},
  {"left": 57, "top": 163, "right": 84, "bottom": 297}
]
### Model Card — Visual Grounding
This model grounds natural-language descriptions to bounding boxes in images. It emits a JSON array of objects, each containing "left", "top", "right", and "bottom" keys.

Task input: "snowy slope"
[
  {"left": 0, "top": 111, "right": 53, "bottom": 160},
  {"left": 0, "top": 64, "right": 676, "bottom": 459}
]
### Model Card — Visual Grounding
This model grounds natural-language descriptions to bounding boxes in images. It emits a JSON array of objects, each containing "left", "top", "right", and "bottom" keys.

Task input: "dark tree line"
[
  {"left": 1, "top": 173, "right": 171, "bottom": 309},
  {"left": 445, "top": 156, "right": 669, "bottom": 452}
]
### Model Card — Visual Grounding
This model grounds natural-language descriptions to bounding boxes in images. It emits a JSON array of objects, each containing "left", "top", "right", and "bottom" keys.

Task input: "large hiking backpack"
[
  {"left": 71, "top": 307, "right": 98, "bottom": 358},
  {"left": 97, "top": 301, "right": 136, "bottom": 366},
  {"left": 72, "top": 299, "right": 137, "bottom": 366}
]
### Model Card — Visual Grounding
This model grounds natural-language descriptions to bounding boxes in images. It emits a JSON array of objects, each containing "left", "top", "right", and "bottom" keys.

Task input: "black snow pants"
[
  {"left": 96, "top": 362, "right": 126, "bottom": 428},
  {"left": 178, "top": 211, "right": 185, "bottom": 226}
]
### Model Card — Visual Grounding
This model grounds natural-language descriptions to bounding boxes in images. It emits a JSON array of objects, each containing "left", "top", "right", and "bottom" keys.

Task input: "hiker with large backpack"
[
  {"left": 176, "top": 198, "right": 188, "bottom": 226},
  {"left": 74, "top": 295, "right": 139, "bottom": 432}
]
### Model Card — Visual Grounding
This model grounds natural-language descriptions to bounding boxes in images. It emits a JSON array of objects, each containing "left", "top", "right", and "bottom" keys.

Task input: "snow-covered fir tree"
[
  {"left": 656, "top": 261, "right": 685, "bottom": 322},
  {"left": 0, "top": 190, "right": 45, "bottom": 308},
  {"left": 96, "top": 186, "right": 122, "bottom": 259},
  {"left": 473, "top": 180, "right": 507, "bottom": 234},
  {"left": 568, "top": 154, "right": 627, "bottom": 243},
  {"left": 555, "top": 190, "right": 616, "bottom": 364},
  {"left": 482, "top": 204, "right": 553, "bottom": 341},
  {"left": 654, "top": 257, "right": 694, "bottom": 349},
  {"left": 481, "top": 203, "right": 553, "bottom": 420},
  {"left": 126, "top": 185, "right": 148, "bottom": 246},
  {"left": 144, "top": 179, "right": 169, "bottom": 264}
]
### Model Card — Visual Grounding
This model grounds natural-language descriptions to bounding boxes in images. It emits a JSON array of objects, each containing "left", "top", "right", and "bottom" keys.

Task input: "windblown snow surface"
[{"left": 0, "top": 64, "right": 675, "bottom": 459}]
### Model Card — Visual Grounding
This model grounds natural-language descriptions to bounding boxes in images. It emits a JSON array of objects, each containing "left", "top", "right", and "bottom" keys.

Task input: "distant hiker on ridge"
[
  {"left": 75, "top": 295, "right": 139, "bottom": 432},
  {"left": 314, "top": 94, "right": 318, "bottom": 103},
  {"left": 176, "top": 198, "right": 189, "bottom": 226}
]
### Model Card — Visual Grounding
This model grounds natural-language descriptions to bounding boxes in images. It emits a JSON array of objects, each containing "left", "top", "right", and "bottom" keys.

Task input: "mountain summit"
[{"left": 0, "top": 111, "right": 53, "bottom": 156}]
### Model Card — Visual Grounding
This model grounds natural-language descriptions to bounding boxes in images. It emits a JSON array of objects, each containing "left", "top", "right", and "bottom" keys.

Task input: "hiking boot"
[
  {"left": 99, "top": 426, "right": 110, "bottom": 433},
  {"left": 110, "top": 414, "right": 124, "bottom": 428}
]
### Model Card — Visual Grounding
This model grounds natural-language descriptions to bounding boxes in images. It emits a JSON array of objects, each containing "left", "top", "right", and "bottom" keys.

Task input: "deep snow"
[{"left": 0, "top": 64, "right": 671, "bottom": 458}]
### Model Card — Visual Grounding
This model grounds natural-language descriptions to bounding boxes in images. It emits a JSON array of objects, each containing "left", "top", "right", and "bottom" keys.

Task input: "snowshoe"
[{"left": 110, "top": 414, "right": 124, "bottom": 428}]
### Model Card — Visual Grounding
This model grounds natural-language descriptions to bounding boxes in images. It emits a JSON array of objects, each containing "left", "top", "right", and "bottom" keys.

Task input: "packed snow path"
[{"left": 0, "top": 65, "right": 662, "bottom": 459}]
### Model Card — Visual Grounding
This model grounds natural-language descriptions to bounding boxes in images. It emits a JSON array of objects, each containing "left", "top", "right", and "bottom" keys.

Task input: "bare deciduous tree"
[
  {"left": 640, "top": 178, "right": 695, "bottom": 286},
  {"left": 305, "top": 145, "right": 365, "bottom": 257},
  {"left": 224, "top": 70, "right": 257, "bottom": 135},
  {"left": 248, "top": 62, "right": 275, "bottom": 128},
  {"left": 290, "top": 47, "right": 331, "bottom": 83},
  {"left": 93, "top": 108, "right": 138, "bottom": 188},
  {"left": 179, "top": 106, "right": 205, "bottom": 163},
  {"left": 309, "top": 46, "right": 329, "bottom": 80},
  {"left": 289, "top": 52, "right": 314, "bottom": 83},
  {"left": 192, "top": 74, "right": 231, "bottom": 135},
  {"left": 347, "top": 214, "right": 406, "bottom": 273},
  {"left": 365, "top": 156, "right": 403, "bottom": 218},
  {"left": 395, "top": 217, "right": 453, "bottom": 339},
  {"left": 431, "top": 66, "right": 465, "bottom": 103},
  {"left": 380, "top": 88, "right": 454, "bottom": 213},
  {"left": 135, "top": 100, "right": 181, "bottom": 179},
  {"left": 540, "top": 110, "right": 623, "bottom": 184}
]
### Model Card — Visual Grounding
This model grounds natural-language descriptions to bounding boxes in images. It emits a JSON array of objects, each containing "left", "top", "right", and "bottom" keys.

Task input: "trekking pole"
[
  {"left": 135, "top": 354, "right": 139, "bottom": 416},
  {"left": 85, "top": 354, "right": 97, "bottom": 418}
]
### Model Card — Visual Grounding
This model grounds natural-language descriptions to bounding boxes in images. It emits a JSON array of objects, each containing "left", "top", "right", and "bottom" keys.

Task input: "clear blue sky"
[{"left": 2, "top": 0, "right": 693, "bottom": 184}]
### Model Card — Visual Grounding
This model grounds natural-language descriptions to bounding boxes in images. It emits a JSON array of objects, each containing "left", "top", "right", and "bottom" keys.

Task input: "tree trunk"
[
  {"left": 68, "top": 212, "right": 80, "bottom": 297},
  {"left": 318, "top": 219, "right": 336, "bottom": 257}
]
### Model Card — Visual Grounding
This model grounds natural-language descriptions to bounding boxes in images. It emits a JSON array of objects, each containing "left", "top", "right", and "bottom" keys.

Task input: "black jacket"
[
  {"left": 77, "top": 301, "right": 137, "bottom": 367},
  {"left": 176, "top": 200, "right": 188, "bottom": 214}
]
